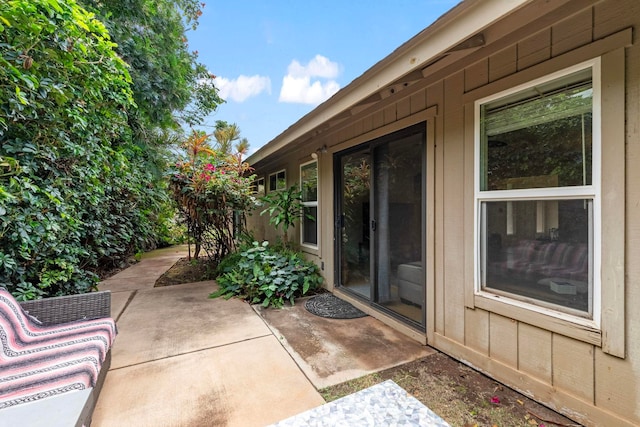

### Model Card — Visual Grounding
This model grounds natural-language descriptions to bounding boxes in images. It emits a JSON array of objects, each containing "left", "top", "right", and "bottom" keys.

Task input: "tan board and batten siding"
[{"left": 246, "top": 1, "right": 640, "bottom": 425}]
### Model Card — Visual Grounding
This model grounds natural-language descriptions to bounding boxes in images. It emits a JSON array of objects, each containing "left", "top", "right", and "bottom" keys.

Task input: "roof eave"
[{"left": 248, "top": 0, "right": 532, "bottom": 166}]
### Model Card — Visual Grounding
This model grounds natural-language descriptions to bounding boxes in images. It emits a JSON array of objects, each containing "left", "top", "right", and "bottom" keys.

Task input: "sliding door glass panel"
[
  {"left": 339, "top": 150, "right": 371, "bottom": 299},
  {"left": 373, "top": 134, "right": 423, "bottom": 323}
]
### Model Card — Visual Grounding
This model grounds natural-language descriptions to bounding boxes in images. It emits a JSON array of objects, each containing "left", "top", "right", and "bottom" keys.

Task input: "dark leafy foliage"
[
  {"left": 1, "top": 0, "right": 136, "bottom": 298},
  {"left": 0, "top": 0, "right": 187, "bottom": 299},
  {"left": 210, "top": 241, "right": 323, "bottom": 308},
  {"left": 81, "top": 0, "right": 223, "bottom": 130}
]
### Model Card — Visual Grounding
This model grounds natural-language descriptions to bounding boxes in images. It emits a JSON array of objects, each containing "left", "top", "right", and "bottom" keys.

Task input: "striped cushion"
[{"left": 0, "top": 289, "right": 116, "bottom": 409}]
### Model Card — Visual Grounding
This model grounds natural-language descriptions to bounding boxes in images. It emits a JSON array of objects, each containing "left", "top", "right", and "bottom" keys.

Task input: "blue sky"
[{"left": 188, "top": 1, "right": 460, "bottom": 154}]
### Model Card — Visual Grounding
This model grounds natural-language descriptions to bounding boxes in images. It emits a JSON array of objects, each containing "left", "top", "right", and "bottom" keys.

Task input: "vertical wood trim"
[
  {"left": 428, "top": 82, "right": 446, "bottom": 337},
  {"left": 600, "top": 47, "right": 626, "bottom": 358},
  {"left": 426, "top": 116, "right": 437, "bottom": 345},
  {"left": 321, "top": 145, "right": 334, "bottom": 290},
  {"left": 464, "top": 103, "right": 475, "bottom": 309},
  {"left": 442, "top": 72, "right": 465, "bottom": 342}
]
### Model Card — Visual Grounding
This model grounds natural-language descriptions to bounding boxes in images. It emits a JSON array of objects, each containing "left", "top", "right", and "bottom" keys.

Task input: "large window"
[
  {"left": 475, "top": 62, "right": 599, "bottom": 320},
  {"left": 300, "top": 161, "right": 318, "bottom": 247}
]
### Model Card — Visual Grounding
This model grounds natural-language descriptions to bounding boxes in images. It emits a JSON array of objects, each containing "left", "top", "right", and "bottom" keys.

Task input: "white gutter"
[{"left": 248, "top": 0, "right": 532, "bottom": 165}]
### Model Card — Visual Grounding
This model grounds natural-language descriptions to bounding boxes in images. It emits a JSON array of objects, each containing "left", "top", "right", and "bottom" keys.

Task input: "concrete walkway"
[{"left": 92, "top": 246, "right": 432, "bottom": 426}]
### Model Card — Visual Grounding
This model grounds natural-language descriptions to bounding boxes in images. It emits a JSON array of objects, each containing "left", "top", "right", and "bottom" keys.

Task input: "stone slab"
[
  {"left": 255, "top": 299, "right": 435, "bottom": 388},
  {"left": 92, "top": 336, "right": 325, "bottom": 427},
  {"left": 110, "top": 281, "right": 273, "bottom": 369},
  {"left": 269, "top": 380, "right": 450, "bottom": 427}
]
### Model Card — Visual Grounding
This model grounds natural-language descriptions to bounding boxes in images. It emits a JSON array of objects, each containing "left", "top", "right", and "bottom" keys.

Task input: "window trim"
[
  {"left": 300, "top": 159, "right": 319, "bottom": 250},
  {"left": 268, "top": 170, "right": 286, "bottom": 192},
  {"left": 473, "top": 58, "right": 602, "bottom": 331},
  {"left": 254, "top": 177, "right": 265, "bottom": 196}
]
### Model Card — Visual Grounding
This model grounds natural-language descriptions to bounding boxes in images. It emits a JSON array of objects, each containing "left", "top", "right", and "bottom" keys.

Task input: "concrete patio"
[{"left": 92, "top": 246, "right": 434, "bottom": 426}]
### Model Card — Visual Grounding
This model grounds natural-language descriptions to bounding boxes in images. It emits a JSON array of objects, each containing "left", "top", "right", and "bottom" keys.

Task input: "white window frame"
[
  {"left": 254, "top": 177, "right": 265, "bottom": 196},
  {"left": 473, "top": 58, "right": 602, "bottom": 331},
  {"left": 268, "top": 170, "right": 286, "bottom": 192},
  {"left": 300, "top": 160, "right": 318, "bottom": 249}
]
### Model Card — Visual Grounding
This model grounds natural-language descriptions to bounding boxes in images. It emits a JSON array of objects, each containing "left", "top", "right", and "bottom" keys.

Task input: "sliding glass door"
[
  {"left": 336, "top": 124, "right": 425, "bottom": 327},
  {"left": 338, "top": 149, "right": 372, "bottom": 299}
]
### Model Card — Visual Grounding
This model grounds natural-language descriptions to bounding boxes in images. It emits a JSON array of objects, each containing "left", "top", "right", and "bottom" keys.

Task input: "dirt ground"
[
  {"left": 153, "top": 257, "right": 582, "bottom": 427},
  {"left": 154, "top": 257, "right": 217, "bottom": 287},
  {"left": 320, "top": 353, "right": 580, "bottom": 427}
]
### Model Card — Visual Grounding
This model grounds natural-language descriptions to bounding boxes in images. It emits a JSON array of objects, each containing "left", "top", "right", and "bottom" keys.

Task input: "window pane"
[
  {"left": 253, "top": 178, "right": 265, "bottom": 195},
  {"left": 276, "top": 171, "right": 286, "bottom": 190},
  {"left": 301, "top": 162, "right": 318, "bottom": 202},
  {"left": 481, "top": 78, "right": 592, "bottom": 191},
  {"left": 482, "top": 199, "right": 592, "bottom": 315},
  {"left": 303, "top": 206, "right": 317, "bottom": 245}
]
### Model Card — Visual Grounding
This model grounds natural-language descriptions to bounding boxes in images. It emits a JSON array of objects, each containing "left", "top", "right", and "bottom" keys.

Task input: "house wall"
[
  {"left": 249, "top": 1, "right": 639, "bottom": 425},
  {"left": 246, "top": 152, "right": 320, "bottom": 256}
]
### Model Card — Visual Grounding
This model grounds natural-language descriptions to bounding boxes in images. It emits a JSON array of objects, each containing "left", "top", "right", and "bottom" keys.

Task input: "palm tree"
[{"left": 213, "top": 121, "right": 241, "bottom": 154}]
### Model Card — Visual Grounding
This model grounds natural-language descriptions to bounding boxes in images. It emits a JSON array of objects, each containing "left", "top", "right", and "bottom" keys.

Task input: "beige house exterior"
[{"left": 246, "top": 1, "right": 639, "bottom": 425}]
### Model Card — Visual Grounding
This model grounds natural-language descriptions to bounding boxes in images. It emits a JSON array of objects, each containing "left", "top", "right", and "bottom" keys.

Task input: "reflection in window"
[
  {"left": 481, "top": 200, "right": 592, "bottom": 315},
  {"left": 477, "top": 66, "right": 596, "bottom": 318},
  {"left": 300, "top": 162, "right": 318, "bottom": 246},
  {"left": 268, "top": 170, "right": 286, "bottom": 192}
]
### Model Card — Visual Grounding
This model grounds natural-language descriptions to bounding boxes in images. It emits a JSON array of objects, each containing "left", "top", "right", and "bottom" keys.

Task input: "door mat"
[{"left": 304, "top": 294, "right": 368, "bottom": 319}]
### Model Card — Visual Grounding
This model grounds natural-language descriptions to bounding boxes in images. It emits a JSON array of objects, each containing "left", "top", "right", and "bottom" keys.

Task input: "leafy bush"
[
  {"left": 0, "top": 0, "right": 137, "bottom": 299},
  {"left": 169, "top": 130, "right": 257, "bottom": 262},
  {"left": 0, "top": 0, "right": 222, "bottom": 300},
  {"left": 260, "top": 185, "right": 307, "bottom": 247},
  {"left": 210, "top": 241, "right": 323, "bottom": 308}
]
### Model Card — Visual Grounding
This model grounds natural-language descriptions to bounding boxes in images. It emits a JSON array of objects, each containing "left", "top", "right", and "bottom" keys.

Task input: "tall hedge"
[{"left": 0, "top": 0, "right": 152, "bottom": 299}]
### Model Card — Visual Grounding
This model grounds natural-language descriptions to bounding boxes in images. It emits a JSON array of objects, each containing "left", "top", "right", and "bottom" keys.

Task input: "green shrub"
[
  {"left": 169, "top": 130, "right": 257, "bottom": 262},
  {"left": 210, "top": 241, "right": 323, "bottom": 308}
]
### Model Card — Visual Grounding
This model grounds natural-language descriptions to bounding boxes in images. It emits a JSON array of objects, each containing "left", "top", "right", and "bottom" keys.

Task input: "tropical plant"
[
  {"left": 260, "top": 185, "right": 309, "bottom": 246},
  {"left": 169, "top": 130, "right": 257, "bottom": 262},
  {"left": 210, "top": 241, "right": 323, "bottom": 308}
]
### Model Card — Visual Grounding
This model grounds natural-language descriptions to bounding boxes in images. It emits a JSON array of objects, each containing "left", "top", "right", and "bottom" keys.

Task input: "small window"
[
  {"left": 300, "top": 161, "right": 318, "bottom": 247},
  {"left": 268, "top": 170, "right": 286, "bottom": 192},
  {"left": 476, "top": 63, "right": 598, "bottom": 319},
  {"left": 253, "top": 177, "right": 265, "bottom": 196}
]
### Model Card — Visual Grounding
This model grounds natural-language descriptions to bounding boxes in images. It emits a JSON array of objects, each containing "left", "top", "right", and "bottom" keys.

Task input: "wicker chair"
[{"left": 1, "top": 290, "right": 114, "bottom": 427}]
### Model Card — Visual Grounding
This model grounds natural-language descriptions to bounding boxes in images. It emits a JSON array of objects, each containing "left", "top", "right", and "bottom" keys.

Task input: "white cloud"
[
  {"left": 279, "top": 54, "right": 341, "bottom": 105},
  {"left": 214, "top": 74, "right": 271, "bottom": 103}
]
